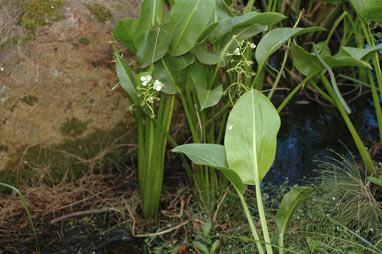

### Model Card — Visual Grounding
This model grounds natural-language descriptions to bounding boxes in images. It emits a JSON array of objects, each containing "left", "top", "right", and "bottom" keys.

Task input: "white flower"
[
  {"left": 140, "top": 75, "right": 152, "bottom": 86},
  {"left": 0, "top": 67, "right": 4, "bottom": 72},
  {"left": 250, "top": 43, "right": 256, "bottom": 49},
  {"left": 147, "top": 96, "right": 154, "bottom": 103},
  {"left": 234, "top": 48, "right": 241, "bottom": 56},
  {"left": 153, "top": 80, "right": 164, "bottom": 91}
]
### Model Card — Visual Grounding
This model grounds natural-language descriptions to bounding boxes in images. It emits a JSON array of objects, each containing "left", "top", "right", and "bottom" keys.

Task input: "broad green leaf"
[
  {"left": 275, "top": 187, "right": 312, "bottom": 234},
  {"left": 255, "top": 27, "right": 326, "bottom": 65},
  {"left": 167, "top": 0, "right": 215, "bottom": 56},
  {"left": 211, "top": 240, "right": 221, "bottom": 253},
  {"left": 213, "top": 0, "right": 233, "bottom": 21},
  {"left": 172, "top": 53, "right": 195, "bottom": 71},
  {"left": 189, "top": 62, "right": 222, "bottom": 110},
  {"left": 192, "top": 46, "right": 220, "bottom": 65},
  {"left": 291, "top": 44, "right": 372, "bottom": 76},
  {"left": 115, "top": 52, "right": 139, "bottom": 105},
  {"left": 342, "top": 45, "right": 382, "bottom": 60},
  {"left": 325, "top": 54, "right": 372, "bottom": 69},
  {"left": 196, "top": 22, "right": 219, "bottom": 44},
  {"left": 160, "top": 55, "right": 190, "bottom": 88},
  {"left": 196, "top": 85, "right": 223, "bottom": 110},
  {"left": 136, "top": 22, "right": 177, "bottom": 68},
  {"left": 172, "top": 144, "right": 227, "bottom": 168},
  {"left": 224, "top": 89, "right": 281, "bottom": 185},
  {"left": 212, "top": 11, "right": 285, "bottom": 43},
  {"left": 153, "top": 60, "right": 177, "bottom": 94},
  {"left": 133, "top": 0, "right": 165, "bottom": 50},
  {"left": 203, "top": 221, "right": 212, "bottom": 235},
  {"left": 291, "top": 44, "right": 322, "bottom": 76},
  {"left": 367, "top": 176, "right": 382, "bottom": 186},
  {"left": 193, "top": 241, "right": 209, "bottom": 254},
  {"left": 168, "top": 0, "right": 176, "bottom": 7},
  {"left": 350, "top": 0, "right": 382, "bottom": 22},
  {"left": 316, "top": 41, "right": 331, "bottom": 57},
  {"left": 172, "top": 144, "right": 246, "bottom": 193},
  {"left": 113, "top": 18, "right": 138, "bottom": 53},
  {"left": 188, "top": 61, "right": 208, "bottom": 88}
]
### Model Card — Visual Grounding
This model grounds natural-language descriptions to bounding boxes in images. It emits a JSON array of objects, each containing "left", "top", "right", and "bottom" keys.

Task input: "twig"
[
  {"left": 50, "top": 207, "right": 122, "bottom": 224},
  {"left": 213, "top": 185, "right": 231, "bottom": 223},
  {"left": 133, "top": 221, "right": 190, "bottom": 238}
]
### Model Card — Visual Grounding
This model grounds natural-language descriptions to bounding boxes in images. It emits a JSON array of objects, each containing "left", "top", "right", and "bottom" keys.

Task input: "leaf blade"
[
  {"left": 172, "top": 144, "right": 246, "bottom": 193},
  {"left": 224, "top": 89, "right": 281, "bottom": 185},
  {"left": 167, "top": 0, "right": 215, "bottom": 56}
]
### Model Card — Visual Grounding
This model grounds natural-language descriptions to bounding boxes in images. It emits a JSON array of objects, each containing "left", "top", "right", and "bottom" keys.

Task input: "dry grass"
[
  {"left": 0, "top": 0, "right": 25, "bottom": 51},
  {"left": 0, "top": 170, "right": 136, "bottom": 252}
]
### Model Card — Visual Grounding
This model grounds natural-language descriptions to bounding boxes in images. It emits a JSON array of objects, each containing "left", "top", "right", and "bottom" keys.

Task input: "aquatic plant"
[
  {"left": 173, "top": 89, "right": 311, "bottom": 253},
  {"left": 113, "top": 0, "right": 323, "bottom": 217}
]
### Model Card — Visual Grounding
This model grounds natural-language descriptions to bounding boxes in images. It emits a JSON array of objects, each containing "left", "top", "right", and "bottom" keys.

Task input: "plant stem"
[
  {"left": 161, "top": 59, "right": 198, "bottom": 142},
  {"left": 324, "top": 12, "right": 348, "bottom": 47},
  {"left": 237, "top": 190, "right": 265, "bottom": 254},
  {"left": 368, "top": 70, "right": 382, "bottom": 147},
  {"left": 245, "top": 0, "right": 255, "bottom": 12},
  {"left": 319, "top": 73, "right": 375, "bottom": 175},
  {"left": 279, "top": 233, "right": 284, "bottom": 254},
  {"left": 361, "top": 21, "right": 382, "bottom": 146},
  {"left": 0, "top": 183, "right": 41, "bottom": 254},
  {"left": 256, "top": 182, "right": 273, "bottom": 254},
  {"left": 277, "top": 70, "right": 320, "bottom": 113}
]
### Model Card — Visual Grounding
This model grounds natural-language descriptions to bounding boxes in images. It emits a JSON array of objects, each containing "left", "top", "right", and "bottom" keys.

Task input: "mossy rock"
[
  {"left": 21, "top": 95, "right": 39, "bottom": 106},
  {"left": 21, "top": 0, "right": 65, "bottom": 31},
  {"left": 60, "top": 117, "right": 89, "bottom": 137},
  {"left": 83, "top": 3, "right": 113, "bottom": 23},
  {"left": 0, "top": 122, "right": 137, "bottom": 190}
]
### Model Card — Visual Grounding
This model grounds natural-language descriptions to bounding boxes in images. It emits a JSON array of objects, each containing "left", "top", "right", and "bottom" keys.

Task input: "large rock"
[{"left": 0, "top": 1, "right": 135, "bottom": 170}]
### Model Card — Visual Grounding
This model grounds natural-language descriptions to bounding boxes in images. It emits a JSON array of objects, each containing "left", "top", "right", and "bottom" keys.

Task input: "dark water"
[{"left": 264, "top": 95, "right": 379, "bottom": 186}]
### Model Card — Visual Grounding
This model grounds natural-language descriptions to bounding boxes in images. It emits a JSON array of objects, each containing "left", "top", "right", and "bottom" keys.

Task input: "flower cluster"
[
  {"left": 136, "top": 74, "right": 165, "bottom": 117},
  {"left": 225, "top": 37, "right": 257, "bottom": 102}
]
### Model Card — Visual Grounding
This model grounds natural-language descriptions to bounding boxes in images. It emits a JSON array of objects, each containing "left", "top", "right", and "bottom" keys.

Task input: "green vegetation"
[
  {"left": 21, "top": 95, "right": 39, "bottom": 106},
  {"left": 21, "top": 0, "right": 64, "bottom": 30},
  {"left": 83, "top": 3, "right": 112, "bottom": 23},
  {"left": 60, "top": 117, "right": 89, "bottom": 137},
  {"left": 0, "top": 145, "right": 9, "bottom": 152},
  {"left": 0, "top": 122, "right": 136, "bottom": 188},
  {"left": 78, "top": 37, "right": 90, "bottom": 45}
]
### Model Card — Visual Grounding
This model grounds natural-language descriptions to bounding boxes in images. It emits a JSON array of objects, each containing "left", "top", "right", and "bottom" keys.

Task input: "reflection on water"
[{"left": 264, "top": 96, "right": 378, "bottom": 185}]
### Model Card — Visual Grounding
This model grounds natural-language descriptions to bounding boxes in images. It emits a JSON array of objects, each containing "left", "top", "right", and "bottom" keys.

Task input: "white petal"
[{"left": 155, "top": 84, "right": 162, "bottom": 91}]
